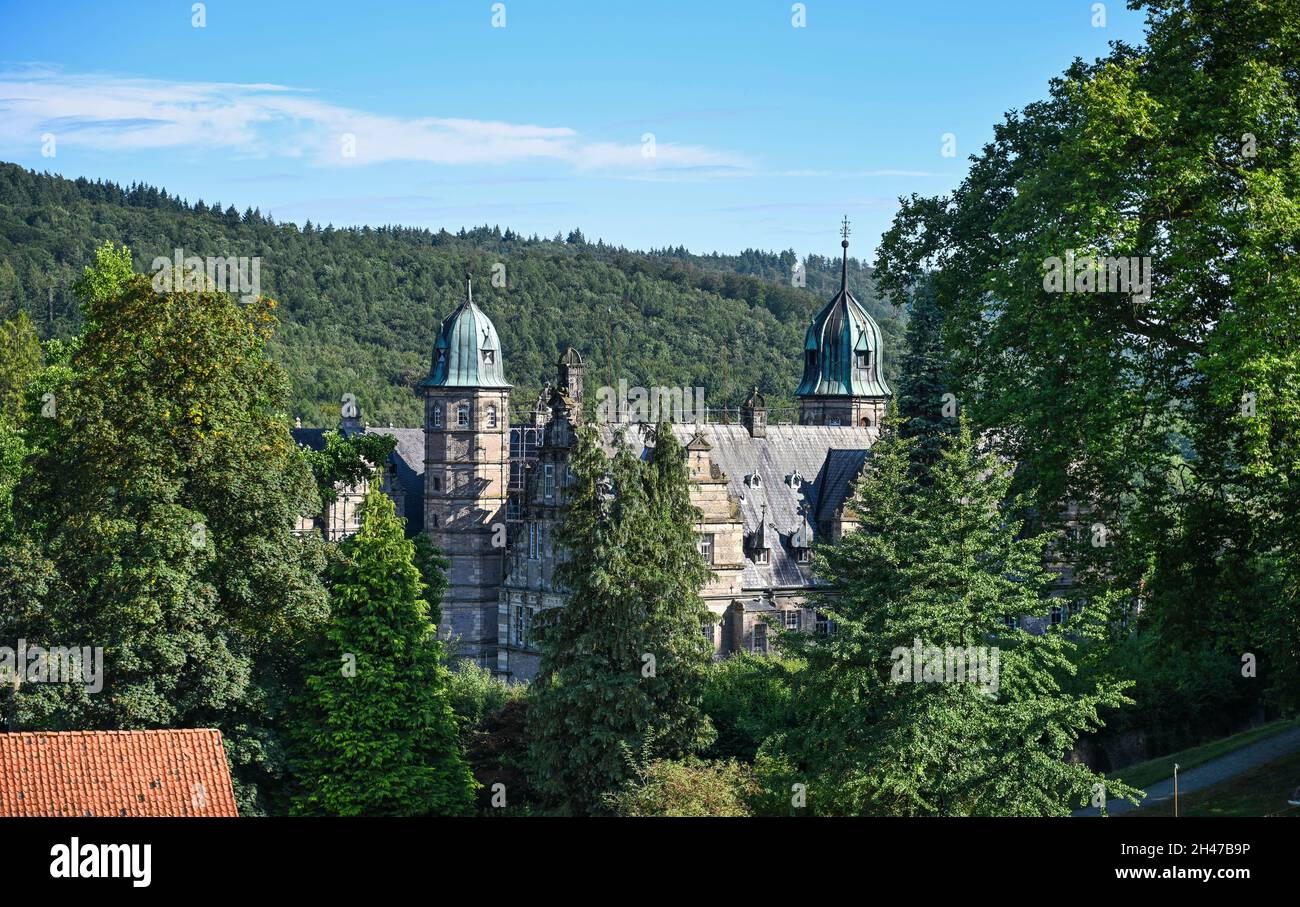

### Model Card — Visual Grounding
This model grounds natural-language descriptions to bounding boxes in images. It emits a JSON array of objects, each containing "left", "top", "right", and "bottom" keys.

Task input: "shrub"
[{"left": 606, "top": 757, "right": 758, "bottom": 817}]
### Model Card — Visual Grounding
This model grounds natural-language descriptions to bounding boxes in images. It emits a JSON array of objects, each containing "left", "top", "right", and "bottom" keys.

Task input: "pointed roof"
[
  {"left": 686, "top": 428, "right": 713, "bottom": 451},
  {"left": 795, "top": 226, "right": 891, "bottom": 399},
  {"left": 421, "top": 275, "right": 511, "bottom": 389},
  {"left": 749, "top": 503, "right": 774, "bottom": 550},
  {"left": 791, "top": 504, "right": 814, "bottom": 549}
]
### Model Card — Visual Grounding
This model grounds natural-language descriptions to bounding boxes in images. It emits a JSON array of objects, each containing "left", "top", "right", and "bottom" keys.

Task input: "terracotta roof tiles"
[{"left": 0, "top": 729, "right": 239, "bottom": 817}]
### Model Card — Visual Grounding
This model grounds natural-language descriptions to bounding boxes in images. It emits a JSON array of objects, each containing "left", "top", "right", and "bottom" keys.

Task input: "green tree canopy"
[
  {"left": 291, "top": 486, "right": 475, "bottom": 816},
  {"left": 0, "top": 242, "right": 327, "bottom": 814},
  {"left": 529, "top": 423, "right": 715, "bottom": 814},
  {"left": 784, "top": 409, "right": 1137, "bottom": 815}
]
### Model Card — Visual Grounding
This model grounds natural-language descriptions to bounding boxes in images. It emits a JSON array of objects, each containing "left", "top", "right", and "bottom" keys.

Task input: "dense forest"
[{"left": 0, "top": 162, "right": 904, "bottom": 427}]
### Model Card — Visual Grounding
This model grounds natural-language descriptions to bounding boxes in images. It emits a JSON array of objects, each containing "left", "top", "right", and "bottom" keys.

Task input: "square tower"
[{"left": 420, "top": 277, "right": 512, "bottom": 667}]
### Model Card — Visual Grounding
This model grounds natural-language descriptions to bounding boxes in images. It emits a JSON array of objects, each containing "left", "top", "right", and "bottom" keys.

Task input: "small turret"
[{"left": 557, "top": 347, "right": 585, "bottom": 407}]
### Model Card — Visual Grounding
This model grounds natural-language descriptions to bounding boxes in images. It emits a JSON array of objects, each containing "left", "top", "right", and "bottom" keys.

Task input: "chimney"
[{"left": 741, "top": 386, "right": 766, "bottom": 438}]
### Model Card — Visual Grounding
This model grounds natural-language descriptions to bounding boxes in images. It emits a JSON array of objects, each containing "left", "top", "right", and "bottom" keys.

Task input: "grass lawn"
[
  {"left": 1109, "top": 717, "right": 1300, "bottom": 792},
  {"left": 1126, "top": 748, "right": 1300, "bottom": 817}
]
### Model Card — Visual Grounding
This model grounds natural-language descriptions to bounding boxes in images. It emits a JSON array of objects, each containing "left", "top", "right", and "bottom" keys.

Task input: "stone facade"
[
  {"left": 295, "top": 248, "right": 894, "bottom": 680},
  {"left": 422, "top": 385, "right": 511, "bottom": 668}
]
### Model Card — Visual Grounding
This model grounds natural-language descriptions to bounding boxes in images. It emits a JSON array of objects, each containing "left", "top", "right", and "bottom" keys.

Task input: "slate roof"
[
  {"left": 611, "top": 423, "right": 877, "bottom": 592},
  {"left": 816, "top": 448, "right": 871, "bottom": 524},
  {"left": 369, "top": 427, "right": 427, "bottom": 533},
  {"left": 290, "top": 426, "right": 329, "bottom": 452},
  {"left": 0, "top": 729, "right": 239, "bottom": 817}
]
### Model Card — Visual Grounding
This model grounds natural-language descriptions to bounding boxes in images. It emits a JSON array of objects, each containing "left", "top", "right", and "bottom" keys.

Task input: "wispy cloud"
[
  {"left": 775, "top": 168, "right": 948, "bottom": 178},
  {"left": 0, "top": 67, "right": 752, "bottom": 175}
]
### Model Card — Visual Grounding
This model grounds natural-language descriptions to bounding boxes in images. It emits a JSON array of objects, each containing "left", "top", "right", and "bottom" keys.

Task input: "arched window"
[
  {"left": 487, "top": 404, "right": 498, "bottom": 428},
  {"left": 860, "top": 415, "right": 871, "bottom": 427},
  {"left": 432, "top": 404, "right": 442, "bottom": 428}
]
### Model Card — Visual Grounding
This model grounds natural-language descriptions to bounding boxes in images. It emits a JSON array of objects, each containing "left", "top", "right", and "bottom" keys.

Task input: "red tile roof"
[{"left": 0, "top": 729, "right": 239, "bottom": 817}]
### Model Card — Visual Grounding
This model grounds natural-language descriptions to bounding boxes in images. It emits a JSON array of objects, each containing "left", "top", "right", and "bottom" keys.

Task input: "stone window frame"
[{"left": 698, "top": 532, "right": 715, "bottom": 564}]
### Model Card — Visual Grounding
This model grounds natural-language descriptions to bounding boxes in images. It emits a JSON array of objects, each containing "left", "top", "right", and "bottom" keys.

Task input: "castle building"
[{"left": 294, "top": 238, "right": 891, "bottom": 681}]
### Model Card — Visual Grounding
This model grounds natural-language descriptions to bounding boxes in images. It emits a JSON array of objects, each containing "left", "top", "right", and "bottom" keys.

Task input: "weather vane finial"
[{"left": 838, "top": 216, "right": 851, "bottom": 292}]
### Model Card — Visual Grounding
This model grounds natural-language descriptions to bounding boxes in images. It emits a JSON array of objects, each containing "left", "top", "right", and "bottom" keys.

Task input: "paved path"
[{"left": 1074, "top": 726, "right": 1300, "bottom": 816}]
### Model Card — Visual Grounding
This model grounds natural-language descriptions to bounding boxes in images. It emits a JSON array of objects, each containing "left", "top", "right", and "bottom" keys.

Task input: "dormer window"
[
  {"left": 856, "top": 351, "right": 871, "bottom": 369},
  {"left": 786, "top": 472, "right": 803, "bottom": 489},
  {"left": 753, "top": 548, "right": 770, "bottom": 564},
  {"left": 746, "top": 473, "right": 762, "bottom": 488},
  {"left": 486, "top": 404, "right": 498, "bottom": 428},
  {"left": 806, "top": 350, "right": 817, "bottom": 370},
  {"left": 796, "top": 547, "right": 811, "bottom": 564},
  {"left": 482, "top": 349, "right": 495, "bottom": 365}
]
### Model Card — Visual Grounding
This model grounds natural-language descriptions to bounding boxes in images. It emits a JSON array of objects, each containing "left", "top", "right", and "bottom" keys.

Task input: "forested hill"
[{"left": 0, "top": 162, "right": 904, "bottom": 427}]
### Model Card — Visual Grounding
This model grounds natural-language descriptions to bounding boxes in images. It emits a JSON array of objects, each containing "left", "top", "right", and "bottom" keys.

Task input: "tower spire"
[
  {"left": 839, "top": 215, "right": 851, "bottom": 293},
  {"left": 465, "top": 271, "right": 473, "bottom": 305}
]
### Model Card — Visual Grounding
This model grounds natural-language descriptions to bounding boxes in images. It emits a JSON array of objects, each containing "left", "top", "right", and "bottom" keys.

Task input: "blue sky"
[{"left": 0, "top": 0, "right": 1148, "bottom": 258}]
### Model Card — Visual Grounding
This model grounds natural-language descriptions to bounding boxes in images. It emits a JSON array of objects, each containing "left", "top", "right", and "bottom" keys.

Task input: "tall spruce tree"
[
  {"left": 291, "top": 486, "right": 475, "bottom": 816},
  {"left": 0, "top": 311, "right": 42, "bottom": 425},
  {"left": 785, "top": 407, "right": 1137, "bottom": 815},
  {"left": 529, "top": 424, "right": 714, "bottom": 815},
  {"left": 895, "top": 279, "right": 955, "bottom": 480}
]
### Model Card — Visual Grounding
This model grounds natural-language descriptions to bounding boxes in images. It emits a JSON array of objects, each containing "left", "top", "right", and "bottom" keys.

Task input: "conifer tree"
[
  {"left": 292, "top": 487, "right": 475, "bottom": 816},
  {"left": 0, "top": 311, "right": 42, "bottom": 424},
  {"left": 785, "top": 408, "right": 1136, "bottom": 815},
  {"left": 895, "top": 279, "right": 954, "bottom": 480},
  {"left": 529, "top": 424, "right": 714, "bottom": 815}
]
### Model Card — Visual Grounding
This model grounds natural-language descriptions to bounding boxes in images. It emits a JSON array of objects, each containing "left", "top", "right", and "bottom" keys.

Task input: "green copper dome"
[
  {"left": 795, "top": 242, "right": 891, "bottom": 399},
  {"left": 421, "top": 277, "right": 511, "bottom": 389}
]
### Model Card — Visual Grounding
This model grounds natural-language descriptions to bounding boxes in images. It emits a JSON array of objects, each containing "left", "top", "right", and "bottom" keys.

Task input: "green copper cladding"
[
  {"left": 795, "top": 236, "right": 891, "bottom": 398},
  {"left": 421, "top": 276, "right": 512, "bottom": 389}
]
